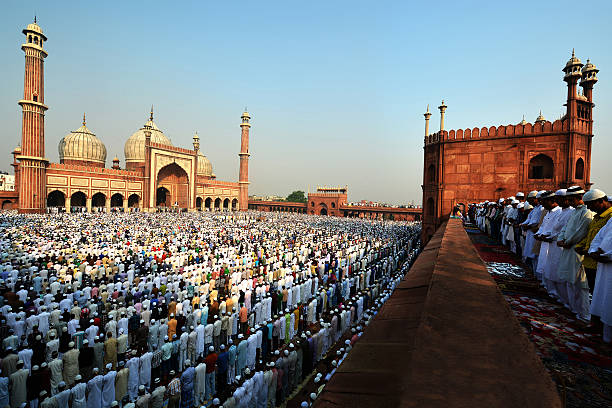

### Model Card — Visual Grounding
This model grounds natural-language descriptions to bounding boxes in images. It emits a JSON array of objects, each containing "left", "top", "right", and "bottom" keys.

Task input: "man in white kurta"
[
  {"left": 71, "top": 375, "right": 88, "bottom": 408},
  {"left": 543, "top": 190, "right": 574, "bottom": 305},
  {"left": 86, "top": 369, "right": 103, "bottom": 408},
  {"left": 126, "top": 353, "right": 140, "bottom": 401},
  {"left": 535, "top": 191, "right": 562, "bottom": 293},
  {"left": 557, "top": 186, "right": 593, "bottom": 320},
  {"left": 101, "top": 365, "right": 116, "bottom": 408},
  {"left": 138, "top": 352, "right": 152, "bottom": 390},
  {"left": 194, "top": 361, "right": 207, "bottom": 407},
  {"left": 588, "top": 215, "right": 612, "bottom": 343}
]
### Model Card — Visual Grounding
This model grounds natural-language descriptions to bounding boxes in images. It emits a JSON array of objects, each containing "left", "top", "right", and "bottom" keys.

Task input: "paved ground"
[{"left": 465, "top": 223, "right": 612, "bottom": 408}]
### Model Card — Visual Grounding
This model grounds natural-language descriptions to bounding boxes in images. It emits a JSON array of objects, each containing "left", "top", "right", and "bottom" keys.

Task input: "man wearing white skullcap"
[
  {"left": 556, "top": 186, "right": 593, "bottom": 320},
  {"left": 102, "top": 362, "right": 117, "bottom": 408},
  {"left": 574, "top": 189, "right": 612, "bottom": 342},
  {"left": 71, "top": 374, "right": 87, "bottom": 408},
  {"left": 505, "top": 199, "right": 520, "bottom": 253},
  {"left": 86, "top": 367, "right": 103, "bottom": 408},
  {"left": 520, "top": 191, "right": 545, "bottom": 271},
  {"left": 587, "top": 215, "right": 612, "bottom": 341},
  {"left": 534, "top": 191, "right": 561, "bottom": 286},
  {"left": 538, "top": 189, "right": 574, "bottom": 305},
  {"left": 576, "top": 189, "right": 612, "bottom": 294}
]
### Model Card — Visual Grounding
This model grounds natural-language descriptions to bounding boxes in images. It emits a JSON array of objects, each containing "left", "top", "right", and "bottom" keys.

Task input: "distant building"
[
  {"left": 0, "top": 174, "right": 15, "bottom": 191},
  {"left": 249, "top": 186, "right": 422, "bottom": 221},
  {"left": 422, "top": 51, "right": 598, "bottom": 243}
]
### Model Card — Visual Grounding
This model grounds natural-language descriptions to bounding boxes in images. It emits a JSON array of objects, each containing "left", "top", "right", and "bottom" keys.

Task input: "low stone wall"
[{"left": 315, "top": 218, "right": 561, "bottom": 407}]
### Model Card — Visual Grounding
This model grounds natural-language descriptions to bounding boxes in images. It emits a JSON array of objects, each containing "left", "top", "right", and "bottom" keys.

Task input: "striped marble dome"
[{"left": 58, "top": 115, "right": 107, "bottom": 167}]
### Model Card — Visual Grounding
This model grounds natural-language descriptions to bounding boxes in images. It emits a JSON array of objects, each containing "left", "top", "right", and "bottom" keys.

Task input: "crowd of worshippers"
[
  {"left": 469, "top": 187, "right": 612, "bottom": 343},
  {"left": 0, "top": 211, "right": 421, "bottom": 408}
]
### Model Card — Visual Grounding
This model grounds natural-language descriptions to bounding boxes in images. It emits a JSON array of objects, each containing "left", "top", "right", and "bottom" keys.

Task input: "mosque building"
[
  {"left": 421, "top": 51, "right": 598, "bottom": 242},
  {"left": 9, "top": 19, "right": 250, "bottom": 213}
]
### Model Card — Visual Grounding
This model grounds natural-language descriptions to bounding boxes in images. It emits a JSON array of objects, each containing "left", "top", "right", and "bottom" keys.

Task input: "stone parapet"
[{"left": 315, "top": 218, "right": 561, "bottom": 407}]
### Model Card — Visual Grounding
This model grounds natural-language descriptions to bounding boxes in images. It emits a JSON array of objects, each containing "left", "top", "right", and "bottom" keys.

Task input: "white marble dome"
[
  {"left": 124, "top": 111, "right": 172, "bottom": 165},
  {"left": 197, "top": 152, "right": 213, "bottom": 177},
  {"left": 59, "top": 116, "right": 107, "bottom": 166}
]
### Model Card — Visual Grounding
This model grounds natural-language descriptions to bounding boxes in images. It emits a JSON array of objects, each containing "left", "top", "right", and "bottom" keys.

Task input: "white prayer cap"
[
  {"left": 209, "top": 345, "right": 215, "bottom": 352},
  {"left": 310, "top": 392, "right": 317, "bottom": 400},
  {"left": 244, "top": 368, "right": 251, "bottom": 375},
  {"left": 511, "top": 200, "right": 519, "bottom": 205},
  {"left": 555, "top": 189, "right": 567, "bottom": 196},
  {"left": 515, "top": 192, "right": 525, "bottom": 198},
  {"left": 106, "top": 363, "right": 112, "bottom": 370},
  {"left": 498, "top": 198, "right": 504, "bottom": 203},
  {"left": 566, "top": 186, "right": 585, "bottom": 196},
  {"left": 583, "top": 189, "right": 607, "bottom": 202},
  {"left": 213, "top": 398, "right": 220, "bottom": 405},
  {"left": 301, "top": 403, "right": 308, "bottom": 408},
  {"left": 75, "top": 374, "right": 82, "bottom": 381},
  {"left": 283, "top": 350, "right": 289, "bottom": 356}
]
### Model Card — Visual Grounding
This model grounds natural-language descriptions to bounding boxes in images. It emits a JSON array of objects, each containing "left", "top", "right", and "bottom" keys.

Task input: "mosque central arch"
[{"left": 156, "top": 162, "right": 189, "bottom": 208}]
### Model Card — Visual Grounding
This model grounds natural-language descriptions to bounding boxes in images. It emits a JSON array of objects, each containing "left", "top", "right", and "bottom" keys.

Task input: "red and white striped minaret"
[
  {"left": 238, "top": 110, "right": 251, "bottom": 211},
  {"left": 17, "top": 18, "right": 48, "bottom": 213}
]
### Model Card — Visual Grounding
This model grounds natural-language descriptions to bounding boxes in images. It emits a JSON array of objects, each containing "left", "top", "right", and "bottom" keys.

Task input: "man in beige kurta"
[
  {"left": 114, "top": 361, "right": 129, "bottom": 403},
  {"left": 63, "top": 343, "right": 80, "bottom": 386},
  {"left": 104, "top": 333, "right": 118, "bottom": 370}
]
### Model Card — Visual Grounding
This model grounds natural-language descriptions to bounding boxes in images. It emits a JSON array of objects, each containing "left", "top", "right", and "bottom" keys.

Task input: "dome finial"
[
  {"left": 426, "top": 104, "right": 430, "bottom": 113},
  {"left": 150, "top": 105, "right": 154, "bottom": 121},
  {"left": 572, "top": 48, "right": 575, "bottom": 58},
  {"left": 82, "top": 113, "right": 86, "bottom": 126}
]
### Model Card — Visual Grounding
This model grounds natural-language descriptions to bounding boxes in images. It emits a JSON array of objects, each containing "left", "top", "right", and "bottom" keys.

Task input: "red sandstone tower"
[
  {"left": 17, "top": 19, "right": 48, "bottom": 213},
  {"left": 238, "top": 110, "right": 251, "bottom": 211}
]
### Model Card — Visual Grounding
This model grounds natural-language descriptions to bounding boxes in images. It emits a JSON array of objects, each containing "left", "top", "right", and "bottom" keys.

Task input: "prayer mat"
[{"left": 467, "top": 225, "right": 612, "bottom": 407}]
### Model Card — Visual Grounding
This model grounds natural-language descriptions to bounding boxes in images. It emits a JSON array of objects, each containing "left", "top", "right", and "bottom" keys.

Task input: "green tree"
[{"left": 286, "top": 190, "right": 307, "bottom": 203}]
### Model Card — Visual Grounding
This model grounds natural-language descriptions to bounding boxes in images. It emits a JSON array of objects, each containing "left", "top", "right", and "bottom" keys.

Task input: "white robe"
[
  {"left": 194, "top": 363, "right": 207, "bottom": 406},
  {"left": 522, "top": 205, "right": 543, "bottom": 259},
  {"left": 102, "top": 371, "right": 116, "bottom": 408},
  {"left": 126, "top": 357, "right": 140, "bottom": 400},
  {"left": 557, "top": 204, "right": 594, "bottom": 318},
  {"left": 536, "top": 206, "right": 561, "bottom": 284},
  {"left": 543, "top": 207, "right": 574, "bottom": 298},
  {"left": 139, "top": 352, "right": 152, "bottom": 389},
  {"left": 86, "top": 375, "right": 103, "bottom": 408},
  {"left": 71, "top": 382, "right": 87, "bottom": 408},
  {"left": 589, "top": 220, "right": 612, "bottom": 327}
]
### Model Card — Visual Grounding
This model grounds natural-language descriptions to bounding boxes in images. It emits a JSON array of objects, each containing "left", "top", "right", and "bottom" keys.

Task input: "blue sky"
[{"left": 1, "top": 1, "right": 611, "bottom": 204}]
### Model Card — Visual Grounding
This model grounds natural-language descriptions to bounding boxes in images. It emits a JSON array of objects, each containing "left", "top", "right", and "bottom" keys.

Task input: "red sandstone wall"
[{"left": 422, "top": 119, "right": 593, "bottom": 243}]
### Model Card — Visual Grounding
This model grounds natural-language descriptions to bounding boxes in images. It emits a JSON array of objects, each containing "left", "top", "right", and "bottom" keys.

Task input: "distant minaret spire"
[
  {"left": 150, "top": 105, "right": 154, "bottom": 121},
  {"left": 83, "top": 112, "right": 86, "bottom": 126}
]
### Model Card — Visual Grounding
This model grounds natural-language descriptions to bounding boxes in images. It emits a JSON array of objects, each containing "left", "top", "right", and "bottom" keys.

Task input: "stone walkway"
[{"left": 466, "top": 223, "right": 612, "bottom": 408}]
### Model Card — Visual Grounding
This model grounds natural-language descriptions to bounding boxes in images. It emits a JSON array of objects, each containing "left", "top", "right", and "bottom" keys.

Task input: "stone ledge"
[{"left": 315, "top": 219, "right": 561, "bottom": 408}]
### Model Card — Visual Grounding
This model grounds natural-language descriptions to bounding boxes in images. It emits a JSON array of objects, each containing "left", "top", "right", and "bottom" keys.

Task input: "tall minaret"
[
  {"left": 438, "top": 100, "right": 447, "bottom": 132},
  {"left": 17, "top": 19, "right": 48, "bottom": 213},
  {"left": 238, "top": 110, "right": 251, "bottom": 211},
  {"left": 424, "top": 105, "right": 432, "bottom": 137}
]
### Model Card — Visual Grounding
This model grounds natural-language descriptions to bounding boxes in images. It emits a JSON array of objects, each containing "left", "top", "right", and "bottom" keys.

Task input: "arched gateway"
[{"left": 156, "top": 163, "right": 189, "bottom": 208}]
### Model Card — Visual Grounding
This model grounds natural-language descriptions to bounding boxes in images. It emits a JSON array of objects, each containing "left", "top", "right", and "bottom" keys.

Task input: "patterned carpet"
[{"left": 466, "top": 223, "right": 612, "bottom": 407}]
